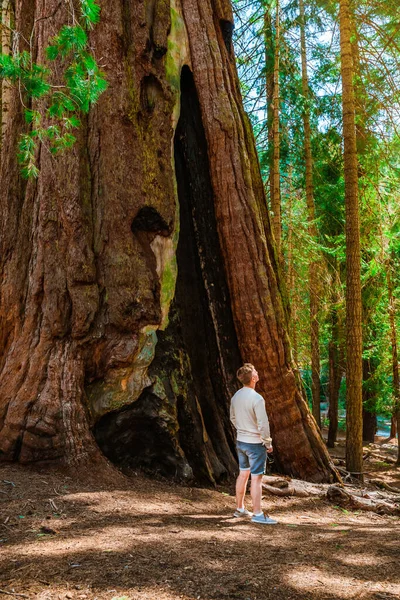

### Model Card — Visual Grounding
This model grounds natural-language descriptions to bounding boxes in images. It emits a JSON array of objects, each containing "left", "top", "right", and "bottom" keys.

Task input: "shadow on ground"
[{"left": 0, "top": 464, "right": 399, "bottom": 600}]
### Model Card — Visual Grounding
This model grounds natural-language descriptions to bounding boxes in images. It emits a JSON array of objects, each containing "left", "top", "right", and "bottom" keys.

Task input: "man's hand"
[{"left": 267, "top": 447, "right": 274, "bottom": 454}]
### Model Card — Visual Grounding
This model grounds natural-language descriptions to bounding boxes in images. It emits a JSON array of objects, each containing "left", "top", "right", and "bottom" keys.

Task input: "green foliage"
[
  {"left": 46, "top": 26, "right": 88, "bottom": 60},
  {"left": 0, "top": 0, "right": 107, "bottom": 177},
  {"left": 233, "top": 0, "right": 400, "bottom": 430},
  {"left": 80, "top": 0, "right": 101, "bottom": 28}
]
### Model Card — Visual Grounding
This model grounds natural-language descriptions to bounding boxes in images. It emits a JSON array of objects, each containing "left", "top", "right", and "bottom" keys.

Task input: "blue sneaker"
[
  {"left": 251, "top": 513, "right": 278, "bottom": 525},
  {"left": 233, "top": 508, "right": 252, "bottom": 518}
]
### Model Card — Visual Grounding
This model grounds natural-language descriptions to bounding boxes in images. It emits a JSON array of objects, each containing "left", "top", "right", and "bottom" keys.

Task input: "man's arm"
[
  {"left": 254, "top": 397, "right": 272, "bottom": 448},
  {"left": 230, "top": 401, "right": 236, "bottom": 428}
]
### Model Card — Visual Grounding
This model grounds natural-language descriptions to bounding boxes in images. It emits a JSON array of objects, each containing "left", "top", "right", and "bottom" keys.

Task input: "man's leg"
[
  {"left": 250, "top": 474, "right": 263, "bottom": 515},
  {"left": 236, "top": 469, "right": 250, "bottom": 510}
]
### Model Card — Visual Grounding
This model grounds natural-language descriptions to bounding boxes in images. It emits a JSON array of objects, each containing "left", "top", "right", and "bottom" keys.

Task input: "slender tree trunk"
[
  {"left": 0, "top": 0, "right": 339, "bottom": 482},
  {"left": 264, "top": 7, "right": 274, "bottom": 208},
  {"left": 390, "top": 416, "right": 397, "bottom": 439},
  {"left": 328, "top": 341, "right": 339, "bottom": 447},
  {"left": 270, "top": 0, "right": 281, "bottom": 254},
  {"left": 362, "top": 357, "right": 376, "bottom": 443},
  {"left": 351, "top": 16, "right": 380, "bottom": 448},
  {"left": 299, "top": 0, "right": 320, "bottom": 428},
  {"left": 327, "top": 283, "right": 343, "bottom": 448},
  {"left": 339, "top": 0, "right": 363, "bottom": 478},
  {"left": 386, "top": 252, "right": 400, "bottom": 464},
  {"left": 1, "top": 0, "right": 14, "bottom": 153},
  {"left": 286, "top": 169, "right": 298, "bottom": 364}
]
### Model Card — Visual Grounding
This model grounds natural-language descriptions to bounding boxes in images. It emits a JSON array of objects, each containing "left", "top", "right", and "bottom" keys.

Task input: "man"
[{"left": 230, "top": 363, "right": 277, "bottom": 525}]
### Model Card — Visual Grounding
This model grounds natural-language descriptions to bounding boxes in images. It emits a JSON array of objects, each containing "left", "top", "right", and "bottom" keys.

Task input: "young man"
[{"left": 230, "top": 363, "right": 277, "bottom": 525}]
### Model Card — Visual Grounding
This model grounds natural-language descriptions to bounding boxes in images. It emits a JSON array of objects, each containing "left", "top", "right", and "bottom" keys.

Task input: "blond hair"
[{"left": 236, "top": 363, "right": 255, "bottom": 385}]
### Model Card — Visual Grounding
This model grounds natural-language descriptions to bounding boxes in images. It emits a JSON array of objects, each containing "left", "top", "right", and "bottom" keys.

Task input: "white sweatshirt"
[{"left": 230, "top": 387, "right": 272, "bottom": 447}]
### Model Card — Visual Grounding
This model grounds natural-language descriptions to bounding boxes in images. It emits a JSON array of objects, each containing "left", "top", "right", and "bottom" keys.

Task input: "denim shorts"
[{"left": 236, "top": 441, "right": 266, "bottom": 475}]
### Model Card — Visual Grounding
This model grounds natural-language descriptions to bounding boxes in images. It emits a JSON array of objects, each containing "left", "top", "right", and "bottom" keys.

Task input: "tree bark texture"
[
  {"left": 327, "top": 288, "right": 343, "bottom": 448},
  {"left": 299, "top": 0, "right": 321, "bottom": 429},
  {"left": 390, "top": 416, "right": 397, "bottom": 440},
  {"left": 263, "top": 8, "right": 274, "bottom": 213},
  {"left": 339, "top": 0, "right": 363, "bottom": 477},
  {"left": 1, "top": 0, "right": 14, "bottom": 155},
  {"left": 362, "top": 358, "right": 376, "bottom": 443},
  {"left": 0, "top": 0, "right": 338, "bottom": 483},
  {"left": 270, "top": 0, "right": 282, "bottom": 255},
  {"left": 386, "top": 253, "right": 400, "bottom": 464},
  {"left": 285, "top": 167, "right": 299, "bottom": 364}
]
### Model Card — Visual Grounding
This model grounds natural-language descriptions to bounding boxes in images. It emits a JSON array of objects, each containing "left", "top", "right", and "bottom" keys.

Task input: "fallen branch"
[
  {"left": 262, "top": 483, "right": 310, "bottom": 497},
  {"left": 0, "top": 590, "right": 29, "bottom": 598},
  {"left": 262, "top": 476, "right": 327, "bottom": 498},
  {"left": 369, "top": 479, "right": 400, "bottom": 494},
  {"left": 327, "top": 485, "right": 400, "bottom": 516},
  {"left": 262, "top": 476, "right": 290, "bottom": 488},
  {"left": 363, "top": 451, "right": 396, "bottom": 464}
]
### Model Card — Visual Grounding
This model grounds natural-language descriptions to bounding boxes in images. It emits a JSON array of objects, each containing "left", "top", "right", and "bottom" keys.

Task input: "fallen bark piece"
[
  {"left": 262, "top": 483, "right": 311, "bottom": 497},
  {"left": 369, "top": 479, "right": 400, "bottom": 494},
  {"left": 262, "top": 476, "right": 328, "bottom": 498},
  {"left": 363, "top": 451, "right": 396, "bottom": 464},
  {"left": 0, "top": 590, "right": 29, "bottom": 598},
  {"left": 327, "top": 485, "right": 400, "bottom": 516},
  {"left": 262, "top": 476, "right": 289, "bottom": 489}
]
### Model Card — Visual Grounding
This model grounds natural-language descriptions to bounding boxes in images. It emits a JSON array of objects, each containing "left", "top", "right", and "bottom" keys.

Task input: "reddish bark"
[
  {"left": 0, "top": 0, "right": 339, "bottom": 483},
  {"left": 339, "top": 0, "right": 363, "bottom": 477}
]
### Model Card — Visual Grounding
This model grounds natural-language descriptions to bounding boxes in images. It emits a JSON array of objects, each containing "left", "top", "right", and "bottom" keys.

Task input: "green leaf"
[
  {"left": 80, "top": 0, "right": 101, "bottom": 28},
  {"left": 64, "top": 116, "right": 81, "bottom": 129},
  {"left": 21, "top": 162, "right": 39, "bottom": 179},
  {"left": 50, "top": 133, "right": 77, "bottom": 154},
  {"left": 1, "top": 6, "right": 106, "bottom": 178},
  {"left": 24, "top": 109, "right": 41, "bottom": 126},
  {"left": 48, "top": 26, "right": 88, "bottom": 60},
  {"left": 46, "top": 45, "right": 59, "bottom": 61},
  {"left": 0, "top": 54, "right": 21, "bottom": 81},
  {"left": 46, "top": 125, "right": 61, "bottom": 140}
]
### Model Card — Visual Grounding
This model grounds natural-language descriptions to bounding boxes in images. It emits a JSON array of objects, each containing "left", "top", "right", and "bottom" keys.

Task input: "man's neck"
[{"left": 243, "top": 383, "right": 256, "bottom": 390}]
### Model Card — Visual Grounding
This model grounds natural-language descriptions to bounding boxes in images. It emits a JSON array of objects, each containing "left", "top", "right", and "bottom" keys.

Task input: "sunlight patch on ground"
[
  {"left": 286, "top": 566, "right": 400, "bottom": 598},
  {"left": 339, "top": 553, "right": 389, "bottom": 567}
]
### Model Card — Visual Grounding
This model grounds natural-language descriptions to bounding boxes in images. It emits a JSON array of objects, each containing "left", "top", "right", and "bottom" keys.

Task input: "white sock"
[
  {"left": 254, "top": 512, "right": 263, "bottom": 516},
  {"left": 237, "top": 507, "right": 245, "bottom": 512}
]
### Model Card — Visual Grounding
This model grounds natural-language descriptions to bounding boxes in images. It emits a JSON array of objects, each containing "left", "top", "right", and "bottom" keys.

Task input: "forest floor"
[{"left": 1, "top": 437, "right": 399, "bottom": 600}]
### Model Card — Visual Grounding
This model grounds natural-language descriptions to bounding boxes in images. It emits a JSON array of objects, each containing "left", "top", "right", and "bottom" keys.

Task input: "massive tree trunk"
[
  {"left": 339, "top": 0, "right": 363, "bottom": 477},
  {"left": 0, "top": 0, "right": 338, "bottom": 483}
]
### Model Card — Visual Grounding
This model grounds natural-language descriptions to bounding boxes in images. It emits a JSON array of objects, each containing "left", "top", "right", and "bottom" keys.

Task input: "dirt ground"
[{"left": 1, "top": 440, "right": 399, "bottom": 600}]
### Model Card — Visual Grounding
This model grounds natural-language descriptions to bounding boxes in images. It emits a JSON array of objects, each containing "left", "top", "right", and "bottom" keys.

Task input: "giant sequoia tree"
[{"left": 0, "top": 0, "right": 338, "bottom": 483}]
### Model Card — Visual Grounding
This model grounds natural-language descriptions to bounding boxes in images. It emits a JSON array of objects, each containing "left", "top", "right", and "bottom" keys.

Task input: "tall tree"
[
  {"left": 339, "top": 0, "right": 363, "bottom": 477},
  {"left": 327, "top": 272, "right": 344, "bottom": 448},
  {"left": 270, "top": 0, "right": 282, "bottom": 253},
  {"left": 299, "top": 0, "right": 321, "bottom": 428},
  {"left": 386, "top": 251, "right": 400, "bottom": 464},
  {"left": 0, "top": 0, "right": 338, "bottom": 482},
  {"left": 1, "top": 0, "right": 14, "bottom": 151}
]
